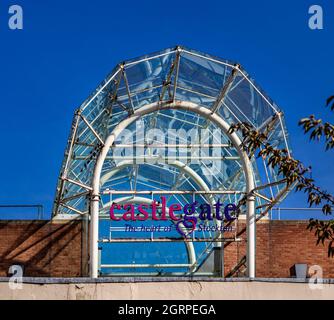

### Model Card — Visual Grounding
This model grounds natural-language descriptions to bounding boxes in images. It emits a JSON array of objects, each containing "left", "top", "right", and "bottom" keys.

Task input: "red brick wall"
[
  {"left": 0, "top": 219, "right": 333, "bottom": 278},
  {"left": 224, "top": 219, "right": 334, "bottom": 278},
  {"left": 0, "top": 220, "right": 84, "bottom": 277}
]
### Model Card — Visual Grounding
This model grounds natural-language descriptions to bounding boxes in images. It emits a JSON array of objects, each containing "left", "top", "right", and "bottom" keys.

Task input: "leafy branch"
[
  {"left": 228, "top": 98, "right": 334, "bottom": 256},
  {"left": 299, "top": 96, "right": 334, "bottom": 150}
]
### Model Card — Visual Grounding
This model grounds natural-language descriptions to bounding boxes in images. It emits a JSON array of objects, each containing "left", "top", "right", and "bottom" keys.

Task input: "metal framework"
[{"left": 53, "top": 46, "right": 292, "bottom": 279}]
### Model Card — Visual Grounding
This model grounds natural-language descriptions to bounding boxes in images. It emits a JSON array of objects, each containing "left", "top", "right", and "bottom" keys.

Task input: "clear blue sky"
[{"left": 0, "top": 0, "right": 333, "bottom": 219}]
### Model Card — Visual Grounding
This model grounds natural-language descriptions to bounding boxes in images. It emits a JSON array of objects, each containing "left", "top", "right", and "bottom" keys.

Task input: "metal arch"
[
  {"left": 100, "top": 159, "right": 214, "bottom": 202},
  {"left": 90, "top": 101, "right": 256, "bottom": 279},
  {"left": 99, "top": 158, "right": 219, "bottom": 271}
]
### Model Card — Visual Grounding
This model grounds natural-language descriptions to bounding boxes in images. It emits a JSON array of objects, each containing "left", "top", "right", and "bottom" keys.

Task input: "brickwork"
[
  {"left": 224, "top": 220, "right": 334, "bottom": 278},
  {"left": 0, "top": 219, "right": 333, "bottom": 278},
  {"left": 0, "top": 220, "right": 83, "bottom": 277}
]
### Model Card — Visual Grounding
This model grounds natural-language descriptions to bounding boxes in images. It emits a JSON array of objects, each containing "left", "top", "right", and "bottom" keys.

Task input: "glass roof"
[{"left": 53, "top": 46, "right": 291, "bottom": 276}]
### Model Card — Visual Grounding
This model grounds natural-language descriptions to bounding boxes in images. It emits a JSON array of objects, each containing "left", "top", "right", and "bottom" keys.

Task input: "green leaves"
[
  {"left": 322, "top": 204, "right": 332, "bottom": 215},
  {"left": 298, "top": 96, "right": 334, "bottom": 151},
  {"left": 307, "top": 218, "right": 334, "bottom": 257},
  {"left": 297, "top": 94, "right": 334, "bottom": 256},
  {"left": 299, "top": 115, "right": 322, "bottom": 135},
  {"left": 230, "top": 96, "right": 334, "bottom": 257}
]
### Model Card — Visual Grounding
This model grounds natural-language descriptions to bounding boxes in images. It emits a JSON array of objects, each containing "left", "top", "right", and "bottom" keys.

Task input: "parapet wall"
[
  {"left": 224, "top": 219, "right": 334, "bottom": 278},
  {"left": 0, "top": 218, "right": 333, "bottom": 278},
  {"left": 0, "top": 219, "right": 85, "bottom": 277}
]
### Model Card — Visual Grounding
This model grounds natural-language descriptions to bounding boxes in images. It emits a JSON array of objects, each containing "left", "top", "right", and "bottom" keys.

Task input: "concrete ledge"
[
  {"left": 1, "top": 277, "right": 334, "bottom": 284},
  {"left": 1, "top": 279, "right": 334, "bottom": 300}
]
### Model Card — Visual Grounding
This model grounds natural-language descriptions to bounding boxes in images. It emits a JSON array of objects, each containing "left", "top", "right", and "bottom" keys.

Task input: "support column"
[
  {"left": 246, "top": 193, "right": 256, "bottom": 279},
  {"left": 90, "top": 193, "right": 100, "bottom": 278}
]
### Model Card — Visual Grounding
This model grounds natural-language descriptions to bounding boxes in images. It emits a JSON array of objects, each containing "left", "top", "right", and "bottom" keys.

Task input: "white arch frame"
[
  {"left": 104, "top": 196, "right": 197, "bottom": 271},
  {"left": 90, "top": 101, "right": 256, "bottom": 278},
  {"left": 99, "top": 158, "right": 219, "bottom": 272}
]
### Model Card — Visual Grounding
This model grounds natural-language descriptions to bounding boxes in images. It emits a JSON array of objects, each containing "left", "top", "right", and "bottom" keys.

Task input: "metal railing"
[
  {"left": 0, "top": 205, "right": 44, "bottom": 220},
  {"left": 269, "top": 207, "right": 332, "bottom": 220}
]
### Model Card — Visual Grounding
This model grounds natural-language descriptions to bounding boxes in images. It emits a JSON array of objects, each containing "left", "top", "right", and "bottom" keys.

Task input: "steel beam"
[
  {"left": 101, "top": 264, "right": 192, "bottom": 269},
  {"left": 211, "top": 66, "right": 239, "bottom": 114},
  {"left": 101, "top": 190, "right": 244, "bottom": 195}
]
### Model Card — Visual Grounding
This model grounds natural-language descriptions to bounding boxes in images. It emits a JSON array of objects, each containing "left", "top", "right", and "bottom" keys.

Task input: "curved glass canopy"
[{"left": 53, "top": 46, "right": 291, "bottom": 276}]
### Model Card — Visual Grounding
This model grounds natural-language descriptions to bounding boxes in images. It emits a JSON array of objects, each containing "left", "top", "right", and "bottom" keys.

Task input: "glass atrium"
[{"left": 53, "top": 46, "right": 291, "bottom": 277}]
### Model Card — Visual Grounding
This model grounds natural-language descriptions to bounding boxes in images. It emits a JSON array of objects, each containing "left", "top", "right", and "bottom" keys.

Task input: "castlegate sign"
[{"left": 109, "top": 196, "right": 238, "bottom": 237}]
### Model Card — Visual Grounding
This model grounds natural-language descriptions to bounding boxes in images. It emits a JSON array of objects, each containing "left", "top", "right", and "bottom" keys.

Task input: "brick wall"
[
  {"left": 224, "top": 219, "right": 334, "bottom": 278},
  {"left": 0, "top": 219, "right": 84, "bottom": 277},
  {"left": 0, "top": 218, "right": 333, "bottom": 278}
]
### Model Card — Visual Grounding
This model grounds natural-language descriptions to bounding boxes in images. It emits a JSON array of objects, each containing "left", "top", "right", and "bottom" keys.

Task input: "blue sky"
[{"left": 0, "top": 0, "right": 333, "bottom": 219}]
